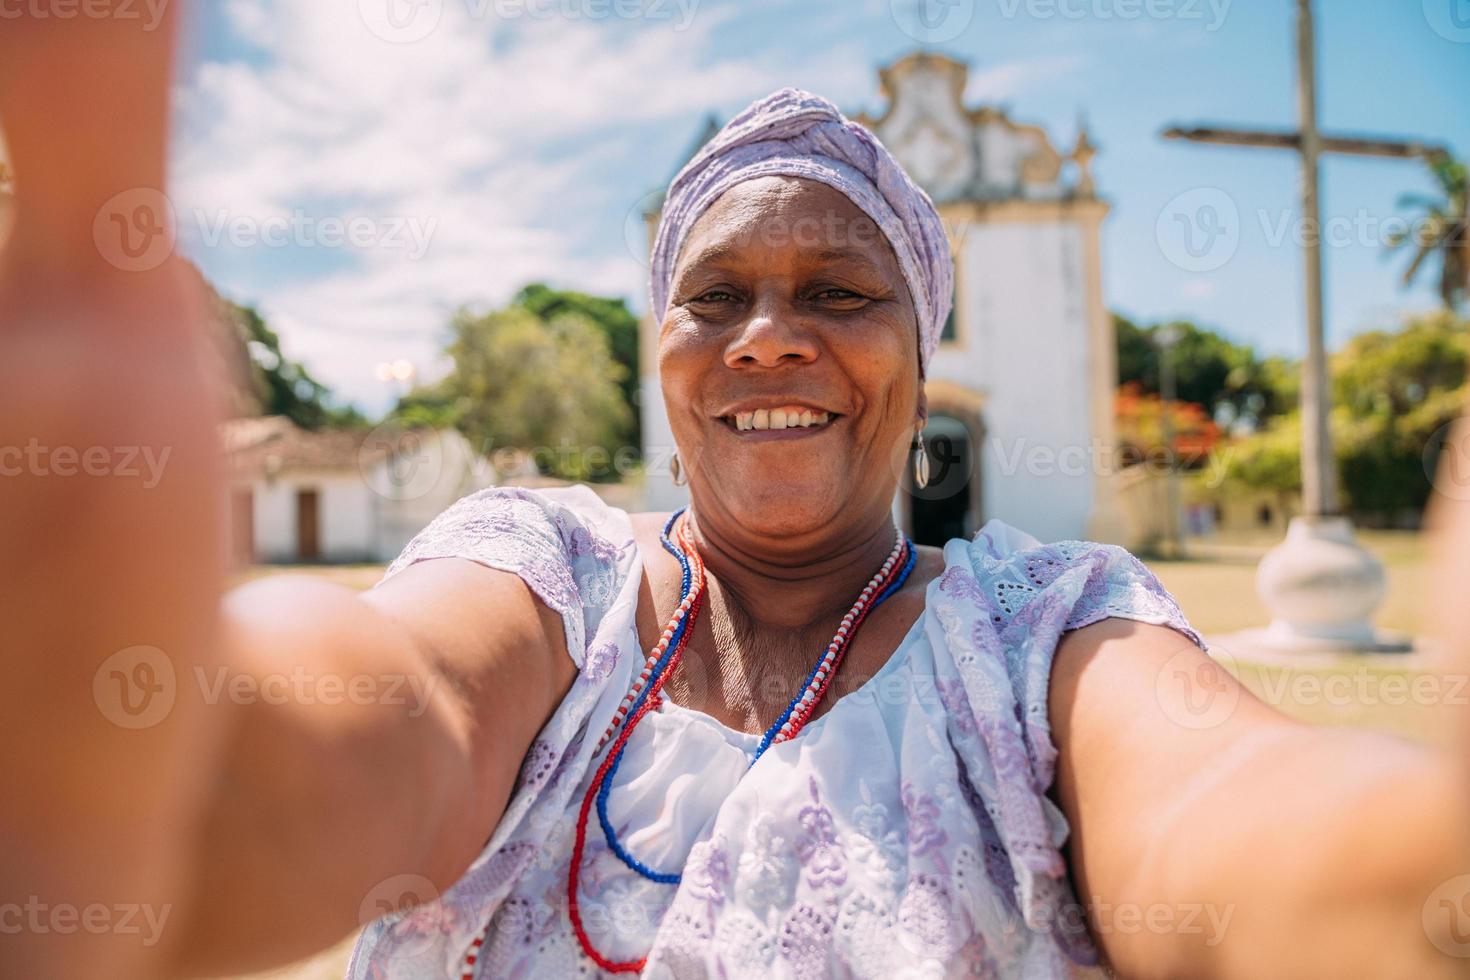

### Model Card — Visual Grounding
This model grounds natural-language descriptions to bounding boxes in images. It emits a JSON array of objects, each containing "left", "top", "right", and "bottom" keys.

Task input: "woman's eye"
[
  {"left": 692, "top": 289, "right": 737, "bottom": 304},
  {"left": 815, "top": 287, "right": 865, "bottom": 302}
]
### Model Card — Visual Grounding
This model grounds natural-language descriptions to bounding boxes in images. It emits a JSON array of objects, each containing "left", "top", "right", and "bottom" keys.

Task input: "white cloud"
[
  {"left": 963, "top": 54, "right": 1088, "bottom": 102},
  {"left": 173, "top": 0, "right": 857, "bottom": 411}
]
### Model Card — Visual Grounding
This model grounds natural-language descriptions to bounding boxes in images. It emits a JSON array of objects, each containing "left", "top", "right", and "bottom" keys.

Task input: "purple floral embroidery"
[
  {"left": 458, "top": 840, "right": 538, "bottom": 903},
  {"left": 521, "top": 557, "right": 581, "bottom": 617},
  {"left": 938, "top": 565, "right": 984, "bottom": 603},
  {"left": 566, "top": 523, "right": 626, "bottom": 565},
  {"left": 796, "top": 776, "right": 847, "bottom": 889},
  {"left": 974, "top": 716, "right": 1062, "bottom": 880},
  {"left": 901, "top": 782, "right": 948, "bottom": 857},
  {"left": 936, "top": 678, "right": 977, "bottom": 736},
  {"left": 583, "top": 641, "right": 619, "bottom": 683},
  {"left": 485, "top": 895, "right": 542, "bottom": 963},
  {"left": 515, "top": 738, "right": 559, "bottom": 796},
  {"left": 685, "top": 841, "right": 732, "bottom": 908}
]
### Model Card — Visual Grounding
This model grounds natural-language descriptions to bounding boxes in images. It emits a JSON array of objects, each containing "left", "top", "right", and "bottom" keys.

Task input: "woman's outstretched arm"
[
  {"left": 167, "top": 559, "right": 575, "bottom": 977},
  {"left": 1051, "top": 614, "right": 1470, "bottom": 979},
  {"left": 0, "top": 10, "right": 572, "bottom": 979}
]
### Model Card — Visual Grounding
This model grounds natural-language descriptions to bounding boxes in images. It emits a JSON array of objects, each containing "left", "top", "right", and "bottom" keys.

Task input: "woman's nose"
[{"left": 722, "top": 298, "right": 820, "bottom": 369}]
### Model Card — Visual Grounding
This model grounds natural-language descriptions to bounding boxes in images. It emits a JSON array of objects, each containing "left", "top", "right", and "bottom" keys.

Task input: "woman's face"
[{"left": 658, "top": 175, "right": 924, "bottom": 540}]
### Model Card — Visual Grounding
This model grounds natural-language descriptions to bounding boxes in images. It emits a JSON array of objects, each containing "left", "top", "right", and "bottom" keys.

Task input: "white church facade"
[{"left": 639, "top": 52, "right": 1124, "bottom": 546}]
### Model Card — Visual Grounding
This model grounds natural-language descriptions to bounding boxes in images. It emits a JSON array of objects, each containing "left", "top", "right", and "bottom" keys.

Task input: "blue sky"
[{"left": 170, "top": 0, "right": 1470, "bottom": 413}]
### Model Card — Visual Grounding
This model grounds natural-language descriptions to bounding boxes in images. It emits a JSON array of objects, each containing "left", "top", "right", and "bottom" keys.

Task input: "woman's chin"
[{"left": 708, "top": 484, "right": 846, "bottom": 538}]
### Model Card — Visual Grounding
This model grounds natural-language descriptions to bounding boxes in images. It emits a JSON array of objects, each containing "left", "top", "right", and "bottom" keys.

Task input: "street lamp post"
[{"left": 1157, "top": 324, "right": 1185, "bottom": 558}]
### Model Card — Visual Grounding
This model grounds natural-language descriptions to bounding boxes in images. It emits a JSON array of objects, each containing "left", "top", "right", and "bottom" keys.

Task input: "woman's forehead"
[{"left": 675, "top": 176, "right": 899, "bottom": 275}]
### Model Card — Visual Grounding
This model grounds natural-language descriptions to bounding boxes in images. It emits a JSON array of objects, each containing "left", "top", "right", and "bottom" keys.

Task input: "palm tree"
[{"left": 1388, "top": 155, "right": 1468, "bottom": 313}]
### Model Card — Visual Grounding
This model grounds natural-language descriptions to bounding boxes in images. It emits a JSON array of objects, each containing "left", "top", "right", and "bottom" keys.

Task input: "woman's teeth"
[{"left": 729, "top": 408, "right": 831, "bottom": 431}]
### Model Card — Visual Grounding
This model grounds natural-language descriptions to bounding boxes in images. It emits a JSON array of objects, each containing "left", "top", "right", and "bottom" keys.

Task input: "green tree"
[
  {"left": 1215, "top": 312, "right": 1469, "bottom": 523},
  {"left": 1388, "top": 155, "right": 1469, "bottom": 313},
  {"left": 222, "top": 300, "right": 365, "bottom": 429},
  {"left": 1216, "top": 412, "right": 1303, "bottom": 518},
  {"left": 406, "top": 304, "right": 633, "bottom": 482},
  {"left": 513, "top": 283, "right": 641, "bottom": 449},
  {"left": 1114, "top": 314, "right": 1295, "bottom": 429}
]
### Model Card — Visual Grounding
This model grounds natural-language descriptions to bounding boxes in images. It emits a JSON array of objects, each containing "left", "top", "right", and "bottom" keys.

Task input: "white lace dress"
[{"left": 347, "top": 486, "right": 1204, "bottom": 979}]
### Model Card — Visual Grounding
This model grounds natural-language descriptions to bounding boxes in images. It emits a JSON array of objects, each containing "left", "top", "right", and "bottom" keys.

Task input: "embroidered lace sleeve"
[
  {"left": 377, "top": 485, "right": 633, "bottom": 669},
  {"left": 930, "top": 518, "right": 1205, "bottom": 971}
]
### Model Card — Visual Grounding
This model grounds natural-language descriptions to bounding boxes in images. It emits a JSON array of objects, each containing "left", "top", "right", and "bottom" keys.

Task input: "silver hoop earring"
[
  {"left": 913, "top": 434, "right": 930, "bottom": 490},
  {"left": 670, "top": 451, "right": 688, "bottom": 487}
]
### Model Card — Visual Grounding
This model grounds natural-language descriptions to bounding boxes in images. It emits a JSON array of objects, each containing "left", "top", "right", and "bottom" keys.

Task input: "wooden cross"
[{"left": 1161, "top": 0, "right": 1448, "bottom": 518}]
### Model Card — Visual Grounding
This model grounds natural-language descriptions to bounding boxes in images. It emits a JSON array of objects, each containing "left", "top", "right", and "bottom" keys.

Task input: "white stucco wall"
[
  {"left": 944, "top": 219, "right": 1095, "bottom": 543},
  {"left": 250, "top": 471, "right": 376, "bottom": 563},
  {"left": 640, "top": 378, "right": 688, "bottom": 514},
  {"left": 240, "top": 430, "right": 493, "bottom": 564}
]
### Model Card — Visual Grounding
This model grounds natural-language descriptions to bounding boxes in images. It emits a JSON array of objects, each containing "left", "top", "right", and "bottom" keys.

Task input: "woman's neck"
[{"left": 683, "top": 507, "right": 900, "bottom": 632}]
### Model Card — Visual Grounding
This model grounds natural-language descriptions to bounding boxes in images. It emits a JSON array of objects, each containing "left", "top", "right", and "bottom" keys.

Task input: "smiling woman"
[{"left": 4, "top": 12, "right": 1469, "bottom": 980}]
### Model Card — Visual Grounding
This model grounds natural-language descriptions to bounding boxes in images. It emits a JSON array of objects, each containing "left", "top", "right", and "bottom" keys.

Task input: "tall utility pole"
[{"left": 1158, "top": 324, "right": 1184, "bottom": 556}]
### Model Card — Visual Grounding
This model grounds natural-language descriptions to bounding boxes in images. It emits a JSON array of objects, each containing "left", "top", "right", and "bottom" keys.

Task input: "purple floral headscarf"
[{"left": 648, "top": 87, "right": 955, "bottom": 373}]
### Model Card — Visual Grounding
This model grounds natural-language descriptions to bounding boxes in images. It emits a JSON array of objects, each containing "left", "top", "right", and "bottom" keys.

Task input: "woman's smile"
[{"left": 717, "top": 402, "right": 843, "bottom": 439}]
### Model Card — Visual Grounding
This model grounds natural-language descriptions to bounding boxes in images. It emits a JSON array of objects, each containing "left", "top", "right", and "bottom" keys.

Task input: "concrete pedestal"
[{"left": 1251, "top": 514, "right": 1411, "bottom": 653}]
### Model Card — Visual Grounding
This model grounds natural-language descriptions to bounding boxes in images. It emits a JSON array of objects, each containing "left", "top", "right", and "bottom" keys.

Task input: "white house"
[
  {"left": 639, "top": 52, "right": 1125, "bottom": 546},
  {"left": 225, "top": 416, "right": 493, "bottom": 565}
]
